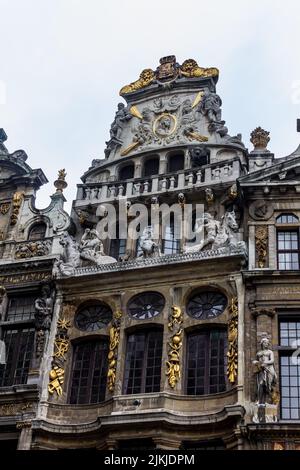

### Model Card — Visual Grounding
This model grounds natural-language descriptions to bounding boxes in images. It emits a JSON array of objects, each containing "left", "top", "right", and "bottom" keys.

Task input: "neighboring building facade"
[{"left": 0, "top": 56, "right": 300, "bottom": 450}]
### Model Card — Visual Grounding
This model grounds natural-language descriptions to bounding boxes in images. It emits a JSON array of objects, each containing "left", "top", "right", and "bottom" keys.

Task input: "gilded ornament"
[
  {"left": 153, "top": 113, "right": 177, "bottom": 138},
  {"left": 192, "top": 91, "right": 204, "bottom": 108},
  {"left": 48, "top": 366, "right": 64, "bottom": 396},
  {"left": 53, "top": 335, "right": 69, "bottom": 360},
  {"left": 255, "top": 226, "right": 268, "bottom": 268},
  {"left": 57, "top": 318, "right": 71, "bottom": 330},
  {"left": 107, "top": 310, "right": 122, "bottom": 392},
  {"left": 120, "top": 68, "right": 155, "bottom": 95},
  {"left": 227, "top": 297, "right": 238, "bottom": 384},
  {"left": 180, "top": 59, "right": 219, "bottom": 79},
  {"left": 185, "top": 130, "right": 208, "bottom": 142},
  {"left": 129, "top": 105, "right": 143, "bottom": 120},
  {"left": 168, "top": 305, "right": 183, "bottom": 330},
  {"left": 0, "top": 202, "right": 10, "bottom": 215},
  {"left": 120, "top": 141, "right": 140, "bottom": 156},
  {"left": 166, "top": 328, "right": 183, "bottom": 388}
]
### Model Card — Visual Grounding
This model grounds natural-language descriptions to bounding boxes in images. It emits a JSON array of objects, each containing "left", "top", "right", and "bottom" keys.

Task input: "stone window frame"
[{"left": 276, "top": 213, "right": 300, "bottom": 271}]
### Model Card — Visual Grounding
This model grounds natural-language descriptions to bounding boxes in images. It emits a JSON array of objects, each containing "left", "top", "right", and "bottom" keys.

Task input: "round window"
[
  {"left": 75, "top": 303, "right": 113, "bottom": 331},
  {"left": 127, "top": 292, "right": 165, "bottom": 320},
  {"left": 187, "top": 291, "right": 227, "bottom": 320}
]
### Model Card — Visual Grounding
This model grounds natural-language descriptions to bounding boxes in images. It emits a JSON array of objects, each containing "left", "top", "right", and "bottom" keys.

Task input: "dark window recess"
[
  {"left": 276, "top": 214, "right": 299, "bottom": 224},
  {"left": 0, "top": 328, "right": 35, "bottom": 387},
  {"left": 143, "top": 158, "right": 159, "bottom": 177},
  {"left": 28, "top": 223, "right": 46, "bottom": 240},
  {"left": 162, "top": 218, "right": 180, "bottom": 255},
  {"left": 279, "top": 319, "right": 300, "bottom": 420},
  {"left": 127, "top": 292, "right": 165, "bottom": 320},
  {"left": 180, "top": 439, "right": 225, "bottom": 450},
  {"left": 186, "top": 330, "right": 227, "bottom": 395},
  {"left": 123, "top": 330, "right": 163, "bottom": 394},
  {"left": 75, "top": 304, "right": 112, "bottom": 332},
  {"left": 109, "top": 225, "right": 127, "bottom": 259},
  {"left": 6, "top": 296, "right": 36, "bottom": 322},
  {"left": 119, "top": 165, "right": 134, "bottom": 181},
  {"left": 168, "top": 154, "right": 184, "bottom": 172},
  {"left": 187, "top": 291, "right": 227, "bottom": 320},
  {"left": 69, "top": 339, "right": 109, "bottom": 404},
  {"left": 277, "top": 230, "right": 300, "bottom": 270}
]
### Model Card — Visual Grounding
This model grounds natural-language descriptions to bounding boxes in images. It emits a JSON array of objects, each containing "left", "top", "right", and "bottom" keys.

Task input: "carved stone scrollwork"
[
  {"left": 48, "top": 310, "right": 72, "bottom": 397},
  {"left": 255, "top": 226, "right": 268, "bottom": 268},
  {"left": 107, "top": 310, "right": 122, "bottom": 392},
  {"left": 166, "top": 305, "right": 183, "bottom": 389},
  {"left": 227, "top": 297, "right": 238, "bottom": 384},
  {"left": 0, "top": 202, "right": 10, "bottom": 215}
]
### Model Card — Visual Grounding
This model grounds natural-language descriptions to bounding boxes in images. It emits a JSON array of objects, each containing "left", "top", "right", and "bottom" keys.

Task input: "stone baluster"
[
  {"left": 152, "top": 177, "right": 159, "bottom": 193},
  {"left": 223, "top": 164, "right": 232, "bottom": 177},
  {"left": 196, "top": 170, "right": 202, "bottom": 184},
  {"left": 143, "top": 181, "right": 149, "bottom": 193},
  {"left": 161, "top": 178, "right": 168, "bottom": 191},
  {"left": 169, "top": 176, "right": 176, "bottom": 190},
  {"left": 118, "top": 184, "right": 124, "bottom": 197},
  {"left": 109, "top": 185, "right": 116, "bottom": 198},
  {"left": 187, "top": 172, "right": 194, "bottom": 187},
  {"left": 212, "top": 167, "right": 221, "bottom": 180},
  {"left": 91, "top": 187, "right": 98, "bottom": 199},
  {"left": 85, "top": 187, "right": 91, "bottom": 200},
  {"left": 134, "top": 182, "right": 141, "bottom": 194},
  {"left": 126, "top": 181, "right": 133, "bottom": 197}
]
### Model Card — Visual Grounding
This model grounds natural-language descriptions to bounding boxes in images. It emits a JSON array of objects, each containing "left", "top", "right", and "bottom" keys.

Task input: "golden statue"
[
  {"left": 120, "top": 69, "right": 155, "bottom": 95},
  {"left": 180, "top": 59, "right": 219, "bottom": 79}
]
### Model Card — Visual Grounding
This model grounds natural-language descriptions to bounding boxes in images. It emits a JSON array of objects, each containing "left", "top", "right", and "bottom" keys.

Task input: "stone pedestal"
[{"left": 250, "top": 403, "right": 278, "bottom": 423}]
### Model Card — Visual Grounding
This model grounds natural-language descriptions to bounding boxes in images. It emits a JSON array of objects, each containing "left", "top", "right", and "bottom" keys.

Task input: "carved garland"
[
  {"left": 227, "top": 297, "right": 238, "bottom": 384},
  {"left": 48, "top": 309, "right": 72, "bottom": 397},
  {"left": 255, "top": 226, "right": 268, "bottom": 268},
  {"left": 107, "top": 310, "right": 122, "bottom": 392},
  {"left": 10, "top": 192, "right": 24, "bottom": 225},
  {"left": 166, "top": 305, "right": 183, "bottom": 388}
]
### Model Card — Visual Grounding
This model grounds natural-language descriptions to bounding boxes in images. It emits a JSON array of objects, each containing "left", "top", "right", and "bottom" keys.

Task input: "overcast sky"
[{"left": 1, "top": 0, "right": 300, "bottom": 211}]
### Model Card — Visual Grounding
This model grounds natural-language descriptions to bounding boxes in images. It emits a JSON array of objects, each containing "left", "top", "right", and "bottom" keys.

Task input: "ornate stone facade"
[{"left": 1, "top": 55, "right": 300, "bottom": 451}]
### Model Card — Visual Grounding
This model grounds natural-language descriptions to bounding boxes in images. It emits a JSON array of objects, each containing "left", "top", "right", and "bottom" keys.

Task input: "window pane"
[
  {"left": 0, "top": 328, "right": 34, "bottom": 387},
  {"left": 186, "top": 330, "right": 227, "bottom": 395},
  {"left": 6, "top": 296, "right": 36, "bottom": 321},
  {"left": 123, "top": 330, "right": 163, "bottom": 394},
  {"left": 69, "top": 340, "right": 108, "bottom": 404},
  {"left": 280, "top": 355, "right": 300, "bottom": 420}
]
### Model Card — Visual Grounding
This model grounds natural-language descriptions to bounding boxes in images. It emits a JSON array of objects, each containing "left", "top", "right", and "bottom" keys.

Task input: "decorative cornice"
[{"left": 57, "top": 246, "right": 247, "bottom": 280}]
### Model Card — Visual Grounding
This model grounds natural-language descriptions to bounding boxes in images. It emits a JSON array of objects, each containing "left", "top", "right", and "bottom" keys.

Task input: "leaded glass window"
[
  {"left": 127, "top": 292, "right": 165, "bottom": 320},
  {"left": 0, "top": 328, "right": 34, "bottom": 387},
  {"left": 75, "top": 303, "right": 112, "bottom": 332},
  {"left": 187, "top": 291, "right": 227, "bottom": 320},
  {"left": 123, "top": 330, "right": 163, "bottom": 394},
  {"left": 69, "top": 339, "right": 109, "bottom": 404},
  {"left": 186, "top": 330, "right": 227, "bottom": 395}
]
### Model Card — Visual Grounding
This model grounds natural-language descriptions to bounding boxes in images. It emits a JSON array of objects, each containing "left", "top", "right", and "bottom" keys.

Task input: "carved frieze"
[
  {"left": 107, "top": 310, "right": 122, "bottom": 392},
  {"left": 227, "top": 297, "right": 238, "bottom": 384},
  {"left": 166, "top": 305, "right": 183, "bottom": 389},
  {"left": 255, "top": 226, "right": 268, "bottom": 268},
  {"left": 15, "top": 240, "right": 52, "bottom": 259},
  {"left": 0, "top": 402, "right": 32, "bottom": 416}
]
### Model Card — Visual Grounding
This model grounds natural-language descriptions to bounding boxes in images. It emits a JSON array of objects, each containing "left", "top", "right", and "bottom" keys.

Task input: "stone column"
[{"left": 17, "top": 422, "right": 32, "bottom": 450}]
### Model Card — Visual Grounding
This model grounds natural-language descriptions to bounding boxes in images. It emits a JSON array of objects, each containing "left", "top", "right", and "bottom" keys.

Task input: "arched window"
[
  {"left": 75, "top": 302, "right": 113, "bottom": 332},
  {"left": 123, "top": 329, "right": 163, "bottom": 394},
  {"left": 28, "top": 223, "right": 46, "bottom": 240},
  {"left": 162, "top": 215, "right": 181, "bottom": 254},
  {"left": 168, "top": 153, "right": 185, "bottom": 173},
  {"left": 119, "top": 164, "right": 134, "bottom": 181},
  {"left": 127, "top": 292, "right": 165, "bottom": 320},
  {"left": 276, "top": 214, "right": 300, "bottom": 270},
  {"left": 69, "top": 339, "right": 109, "bottom": 404},
  {"left": 143, "top": 157, "right": 159, "bottom": 177},
  {"left": 186, "top": 329, "right": 227, "bottom": 395},
  {"left": 109, "top": 223, "right": 127, "bottom": 260},
  {"left": 187, "top": 291, "right": 227, "bottom": 320},
  {"left": 276, "top": 214, "right": 299, "bottom": 224}
]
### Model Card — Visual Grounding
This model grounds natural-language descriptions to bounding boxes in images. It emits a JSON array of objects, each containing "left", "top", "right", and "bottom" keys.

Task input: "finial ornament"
[
  {"left": 250, "top": 127, "right": 270, "bottom": 151},
  {"left": 54, "top": 169, "right": 68, "bottom": 193}
]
